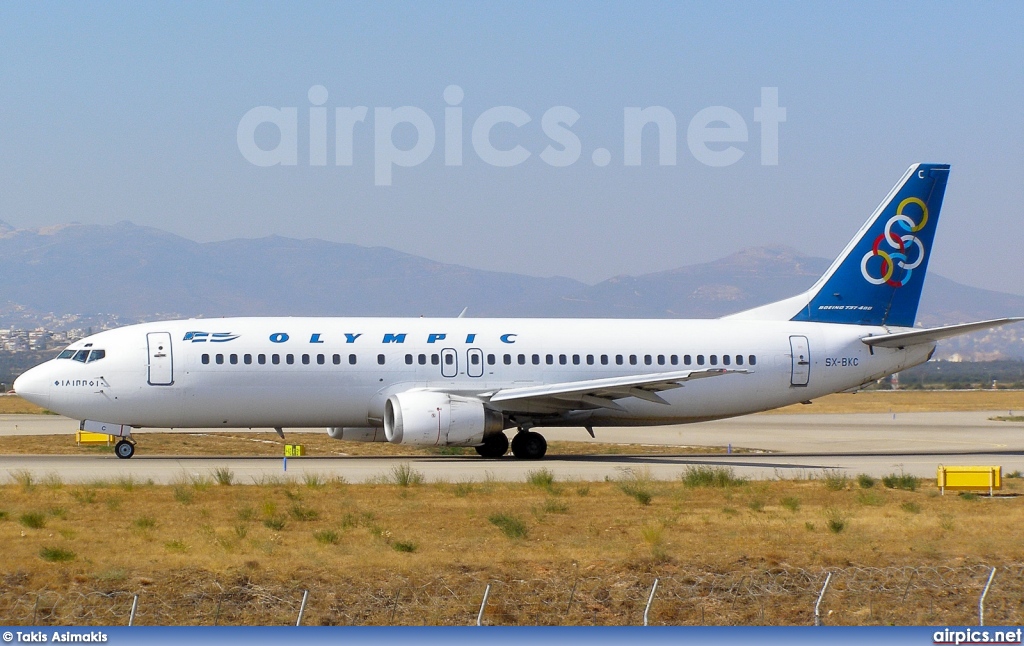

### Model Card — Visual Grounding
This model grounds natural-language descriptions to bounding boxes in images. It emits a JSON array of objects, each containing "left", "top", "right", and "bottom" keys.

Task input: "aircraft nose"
[{"left": 13, "top": 365, "right": 52, "bottom": 408}]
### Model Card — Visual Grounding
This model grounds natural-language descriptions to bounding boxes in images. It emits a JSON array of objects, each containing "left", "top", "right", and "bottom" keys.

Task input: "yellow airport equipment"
[
  {"left": 937, "top": 465, "right": 1001, "bottom": 496},
  {"left": 285, "top": 444, "right": 305, "bottom": 457},
  {"left": 76, "top": 431, "right": 113, "bottom": 446}
]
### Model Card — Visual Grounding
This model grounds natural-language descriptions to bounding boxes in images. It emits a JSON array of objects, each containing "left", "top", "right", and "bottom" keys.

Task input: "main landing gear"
[
  {"left": 510, "top": 430, "right": 547, "bottom": 460},
  {"left": 114, "top": 438, "right": 136, "bottom": 459},
  {"left": 474, "top": 432, "right": 509, "bottom": 458},
  {"left": 474, "top": 428, "right": 549, "bottom": 459}
]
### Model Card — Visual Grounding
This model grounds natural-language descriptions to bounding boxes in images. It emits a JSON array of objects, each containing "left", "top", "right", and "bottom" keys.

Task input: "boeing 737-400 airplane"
[{"left": 12, "top": 163, "right": 1023, "bottom": 460}]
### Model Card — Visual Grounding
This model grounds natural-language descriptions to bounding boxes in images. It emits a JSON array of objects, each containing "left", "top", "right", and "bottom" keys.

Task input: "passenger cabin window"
[
  {"left": 710, "top": 355, "right": 718, "bottom": 366},
  {"left": 405, "top": 354, "right": 414, "bottom": 365},
  {"left": 657, "top": 355, "right": 665, "bottom": 365},
  {"left": 286, "top": 354, "right": 294, "bottom": 365},
  {"left": 317, "top": 354, "right": 325, "bottom": 365},
  {"left": 697, "top": 355, "right": 705, "bottom": 365},
  {"left": 216, "top": 354, "right": 224, "bottom": 365},
  {"left": 201, "top": 354, "right": 210, "bottom": 365},
  {"left": 723, "top": 355, "right": 730, "bottom": 366},
  {"left": 601, "top": 355, "right": 609, "bottom": 365},
  {"left": 532, "top": 354, "right": 540, "bottom": 365},
  {"left": 333, "top": 354, "right": 341, "bottom": 365},
  {"left": 587, "top": 355, "right": 594, "bottom": 365},
  {"left": 431, "top": 354, "right": 439, "bottom": 365},
  {"left": 258, "top": 354, "right": 267, "bottom": 365},
  {"left": 419, "top": 354, "right": 427, "bottom": 365},
  {"left": 671, "top": 355, "right": 679, "bottom": 365},
  {"left": 244, "top": 354, "right": 253, "bottom": 365},
  {"left": 615, "top": 355, "right": 623, "bottom": 365},
  {"left": 230, "top": 354, "right": 238, "bottom": 365},
  {"left": 272, "top": 354, "right": 280, "bottom": 365},
  {"left": 504, "top": 354, "right": 512, "bottom": 365},
  {"left": 470, "top": 353, "right": 480, "bottom": 365},
  {"left": 629, "top": 355, "right": 638, "bottom": 365},
  {"left": 487, "top": 354, "right": 495, "bottom": 365},
  {"left": 545, "top": 354, "right": 553, "bottom": 365},
  {"left": 349, "top": 354, "right": 357, "bottom": 365},
  {"left": 749, "top": 355, "right": 757, "bottom": 366},
  {"left": 644, "top": 355, "right": 652, "bottom": 365},
  {"left": 572, "top": 354, "right": 580, "bottom": 365},
  {"left": 559, "top": 354, "right": 567, "bottom": 365},
  {"left": 736, "top": 355, "right": 744, "bottom": 366},
  {"left": 444, "top": 354, "right": 454, "bottom": 365},
  {"left": 378, "top": 354, "right": 386, "bottom": 365},
  {"left": 684, "top": 355, "right": 692, "bottom": 365},
  {"left": 301, "top": 354, "right": 310, "bottom": 365}
]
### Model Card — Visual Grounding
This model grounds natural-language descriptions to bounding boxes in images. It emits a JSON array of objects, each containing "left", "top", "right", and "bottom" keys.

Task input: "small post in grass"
[
  {"left": 643, "top": 578, "right": 659, "bottom": 626},
  {"left": 128, "top": 594, "right": 139, "bottom": 626},
  {"left": 979, "top": 567, "right": 996, "bottom": 626},
  {"left": 476, "top": 584, "right": 491, "bottom": 626},
  {"left": 814, "top": 572, "right": 832, "bottom": 626},
  {"left": 296, "top": 589, "right": 309, "bottom": 626}
]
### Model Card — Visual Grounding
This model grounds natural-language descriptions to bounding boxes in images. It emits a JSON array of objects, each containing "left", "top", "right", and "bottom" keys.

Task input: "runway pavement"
[{"left": 1, "top": 411, "right": 1022, "bottom": 483}]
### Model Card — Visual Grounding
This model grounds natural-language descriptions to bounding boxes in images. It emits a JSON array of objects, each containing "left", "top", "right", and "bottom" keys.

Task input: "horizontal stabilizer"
[{"left": 861, "top": 318, "right": 1024, "bottom": 348}]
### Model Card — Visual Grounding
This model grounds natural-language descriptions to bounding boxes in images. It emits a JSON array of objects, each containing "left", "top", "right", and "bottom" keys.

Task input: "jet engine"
[
  {"left": 326, "top": 427, "right": 387, "bottom": 442},
  {"left": 384, "top": 390, "right": 504, "bottom": 446}
]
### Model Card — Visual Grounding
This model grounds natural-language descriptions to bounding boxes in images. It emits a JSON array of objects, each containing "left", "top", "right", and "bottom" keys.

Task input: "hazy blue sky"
[{"left": 1, "top": 2, "right": 1021, "bottom": 294}]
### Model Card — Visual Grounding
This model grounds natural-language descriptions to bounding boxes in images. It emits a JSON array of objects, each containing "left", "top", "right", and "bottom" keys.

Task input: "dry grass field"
[
  {"left": 1, "top": 467, "right": 1022, "bottom": 626},
  {"left": 768, "top": 389, "right": 1024, "bottom": 414}
]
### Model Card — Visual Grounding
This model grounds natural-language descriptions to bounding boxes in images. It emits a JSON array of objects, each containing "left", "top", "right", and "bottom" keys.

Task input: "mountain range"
[{"left": 0, "top": 220, "right": 1021, "bottom": 359}]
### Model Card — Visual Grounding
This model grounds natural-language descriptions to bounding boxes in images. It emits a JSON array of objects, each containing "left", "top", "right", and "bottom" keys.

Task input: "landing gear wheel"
[
  {"left": 510, "top": 431, "right": 547, "bottom": 460},
  {"left": 475, "top": 432, "right": 509, "bottom": 458},
  {"left": 114, "top": 439, "right": 135, "bottom": 459}
]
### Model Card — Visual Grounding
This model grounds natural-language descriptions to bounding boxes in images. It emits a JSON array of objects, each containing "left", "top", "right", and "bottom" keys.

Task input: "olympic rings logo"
[{"left": 860, "top": 197, "right": 928, "bottom": 287}]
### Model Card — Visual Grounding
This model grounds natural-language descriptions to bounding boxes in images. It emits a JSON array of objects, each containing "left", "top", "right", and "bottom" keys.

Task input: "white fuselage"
[{"left": 14, "top": 317, "right": 931, "bottom": 432}]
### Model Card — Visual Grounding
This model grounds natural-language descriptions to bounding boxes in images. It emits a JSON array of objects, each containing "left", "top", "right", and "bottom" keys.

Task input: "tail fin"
[{"left": 728, "top": 163, "right": 950, "bottom": 327}]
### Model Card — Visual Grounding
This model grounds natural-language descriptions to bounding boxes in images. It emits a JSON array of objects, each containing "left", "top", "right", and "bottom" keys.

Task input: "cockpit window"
[{"left": 59, "top": 348, "right": 105, "bottom": 362}]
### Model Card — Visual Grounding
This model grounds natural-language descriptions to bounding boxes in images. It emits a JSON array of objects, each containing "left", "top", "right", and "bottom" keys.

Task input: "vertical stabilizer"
[{"left": 727, "top": 163, "right": 949, "bottom": 327}]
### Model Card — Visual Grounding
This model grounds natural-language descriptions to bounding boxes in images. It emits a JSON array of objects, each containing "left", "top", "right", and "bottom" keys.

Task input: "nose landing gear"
[{"left": 114, "top": 438, "right": 136, "bottom": 459}]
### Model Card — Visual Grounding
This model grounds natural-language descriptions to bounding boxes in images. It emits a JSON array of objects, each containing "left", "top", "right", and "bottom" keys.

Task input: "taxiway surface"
[{"left": 1, "top": 411, "right": 1021, "bottom": 483}]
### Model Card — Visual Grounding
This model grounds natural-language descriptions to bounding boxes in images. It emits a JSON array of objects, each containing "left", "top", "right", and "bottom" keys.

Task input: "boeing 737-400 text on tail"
[{"left": 13, "top": 164, "right": 1023, "bottom": 459}]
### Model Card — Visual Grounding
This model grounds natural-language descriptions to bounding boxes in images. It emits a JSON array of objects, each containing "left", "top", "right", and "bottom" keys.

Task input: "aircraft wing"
[
  {"left": 482, "top": 368, "right": 746, "bottom": 412},
  {"left": 861, "top": 317, "right": 1024, "bottom": 349}
]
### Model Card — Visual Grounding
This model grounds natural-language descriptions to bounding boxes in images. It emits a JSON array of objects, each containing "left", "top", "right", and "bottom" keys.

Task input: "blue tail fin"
[{"left": 789, "top": 163, "right": 950, "bottom": 327}]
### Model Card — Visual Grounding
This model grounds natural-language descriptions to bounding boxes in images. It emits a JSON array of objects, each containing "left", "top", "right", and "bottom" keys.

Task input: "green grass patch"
[
  {"left": 289, "top": 505, "right": 320, "bottom": 521},
  {"left": 681, "top": 465, "right": 744, "bottom": 488},
  {"left": 825, "top": 508, "right": 846, "bottom": 533},
  {"left": 857, "top": 474, "right": 877, "bottom": 489},
  {"left": 19, "top": 512, "right": 46, "bottom": 529},
  {"left": 263, "top": 516, "right": 287, "bottom": 530},
  {"left": 392, "top": 540, "right": 417, "bottom": 553},
  {"left": 213, "top": 468, "right": 235, "bottom": 486},
  {"left": 901, "top": 502, "right": 921, "bottom": 514},
  {"left": 39, "top": 546, "right": 75, "bottom": 562},
  {"left": 391, "top": 463, "right": 424, "bottom": 487},
  {"left": 822, "top": 469, "right": 849, "bottom": 491},
  {"left": 313, "top": 529, "right": 340, "bottom": 545},
  {"left": 780, "top": 496, "right": 800, "bottom": 512},
  {"left": 527, "top": 469, "right": 556, "bottom": 489},
  {"left": 882, "top": 472, "right": 919, "bottom": 491},
  {"left": 488, "top": 513, "right": 528, "bottom": 539}
]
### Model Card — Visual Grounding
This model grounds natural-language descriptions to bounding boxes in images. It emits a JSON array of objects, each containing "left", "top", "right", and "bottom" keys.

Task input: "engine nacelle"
[
  {"left": 326, "top": 427, "right": 387, "bottom": 442},
  {"left": 384, "top": 390, "right": 504, "bottom": 446}
]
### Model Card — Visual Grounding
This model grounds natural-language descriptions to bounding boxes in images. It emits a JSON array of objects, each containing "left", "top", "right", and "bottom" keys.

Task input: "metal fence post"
[
  {"left": 128, "top": 594, "right": 139, "bottom": 626},
  {"left": 979, "top": 567, "right": 996, "bottom": 626},
  {"left": 295, "top": 589, "right": 309, "bottom": 626},
  {"left": 814, "top": 572, "right": 832, "bottom": 626},
  {"left": 476, "top": 584, "right": 491, "bottom": 626},
  {"left": 643, "top": 578, "right": 659, "bottom": 626}
]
